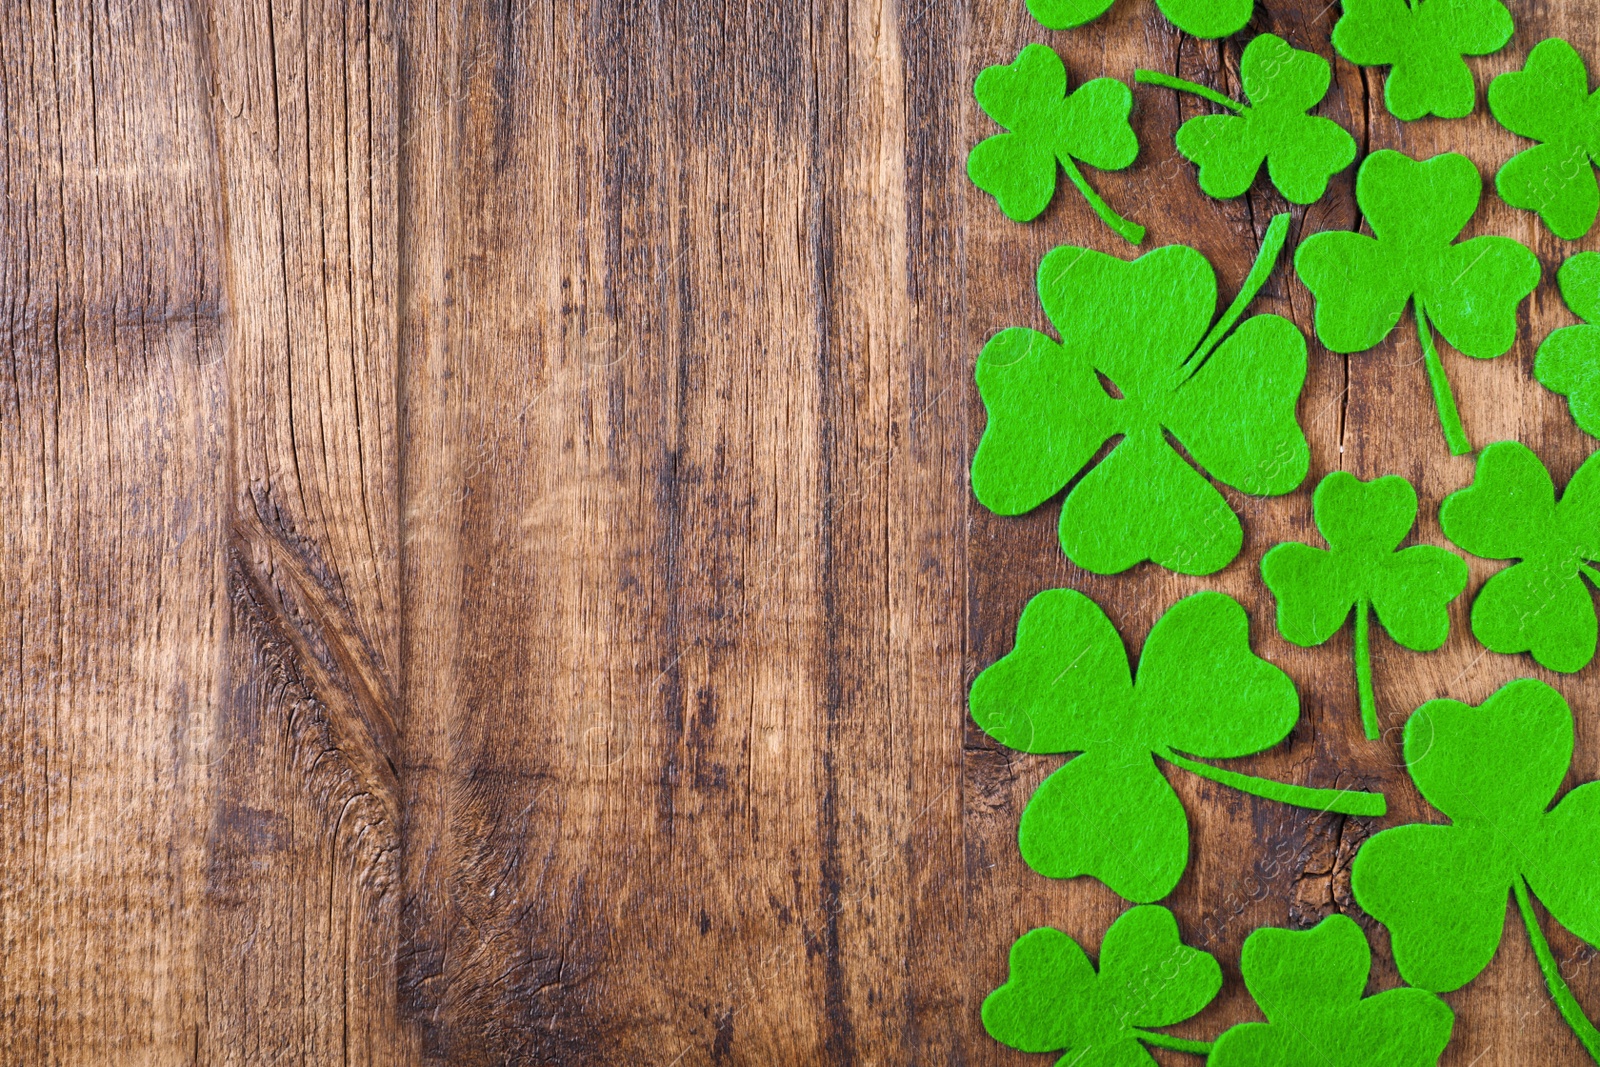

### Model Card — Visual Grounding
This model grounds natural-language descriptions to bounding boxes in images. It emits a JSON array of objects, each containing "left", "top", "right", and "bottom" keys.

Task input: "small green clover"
[
  {"left": 975, "top": 213, "right": 1308, "bottom": 576},
  {"left": 1331, "top": 0, "right": 1513, "bottom": 120},
  {"left": 1538, "top": 253, "right": 1600, "bottom": 436},
  {"left": 1440, "top": 441, "right": 1600, "bottom": 673},
  {"left": 1489, "top": 39, "right": 1600, "bottom": 240},
  {"left": 1027, "top": 0, "right": 1249, "bottom": 41},
  {"left": 1295, "top": 150, "right": 1540, "bottom": 456},
  {"left": 983, "top": 907, "right": 1221, "bottom": 1065},
  {"left": 1136, "top": 35, "right": 1357, "bottom": 205},
  {"left": 1351, "top": 679, "right": 1600, "bottom": 1060},
  {"left": 971, "top": 589, "right": 1385, "bottom": 903},
  {"left": 1209, "top": 915, "right": 1455, "bottom": 1067},
  {"left": 969, "top": 44, "right": 1143, "bottom": 243},
  {"left": 1262, "top": 471, "right": 1467, "bottom": 741}
]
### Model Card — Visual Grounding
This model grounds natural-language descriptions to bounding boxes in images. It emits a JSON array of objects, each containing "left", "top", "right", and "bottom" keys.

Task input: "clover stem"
[
  {"left": 1133, "top": 69, "right": 1246, "bottom": 112},
  {"left": 1354, "top": 598, "right": 1380, "bottom": 741},
  {"left": 1155, "top": 745, "right": 1387, "bottom": 817},
  {"left": 1057, "top": 154, "right": 1146, "bottom": 246},
  {"left": 1415, "top": 304, "right": 1473, "bottom": 457},
  {"left": 1514, "top": 875, "right": 1600, "bottom": 1063},
  {"left": 1183, "top": 212, "right": 1292, "bottom": 378},
  {"left": 1134, "top": 1029, "right": 1215, "bottom": 1056}
]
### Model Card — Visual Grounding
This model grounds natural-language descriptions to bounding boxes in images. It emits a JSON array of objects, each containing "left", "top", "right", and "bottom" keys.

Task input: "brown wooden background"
[{"left": 5, "top": 0, "right": 1600, "bottom": 1063}]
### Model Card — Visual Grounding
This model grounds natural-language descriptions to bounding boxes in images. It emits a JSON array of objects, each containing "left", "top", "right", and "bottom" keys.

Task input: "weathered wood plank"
[
  {"left": 0, "top": 0, "right": 224, "bottom": 1060},
  {"left": 199, "top": 0, "right": 404, "bottom": 1061}
]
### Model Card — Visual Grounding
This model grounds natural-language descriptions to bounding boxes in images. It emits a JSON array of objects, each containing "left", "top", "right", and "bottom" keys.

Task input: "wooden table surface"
[{"left": 6, "top": 0, "right": 1600, "bottom": 1063}]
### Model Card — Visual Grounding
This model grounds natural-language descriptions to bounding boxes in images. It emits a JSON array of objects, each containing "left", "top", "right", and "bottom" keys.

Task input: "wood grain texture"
[{"left": 4, "top": 0, "right": 1600, "bottom": 1063}]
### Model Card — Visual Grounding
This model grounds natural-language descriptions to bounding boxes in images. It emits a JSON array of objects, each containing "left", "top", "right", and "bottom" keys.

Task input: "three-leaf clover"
[
  {"left": 1331, "top": 0, "right": 1514, "bottom": 120},
  {"left": 1027, "top": 0, "right": 1250, "bottom": 41},
  {"left": 1261, "top": 471, "right": 1468, "bottom": 741},
  {"left": 970, "top": 588, "right": 1385, "bottom": 903},
  {"left": 1537, "top": 253, "right": 1600, "bottom": 435},
  {"left": 1136, "top": 35, "right": 1357, "bottom": 205},
  {"left": 1489, "top": 38, "right": 1600, "bottom": 240},
  {"left": 1209, "top": 915, "right": 1455, "bottom": 1067},
  {"left": 1351, "top": 679, "right": 1600, "bottom": 1060},
  {"left": 973, "top": 212, "right": 1309, "bottom": 576},
  {"left": 983, "top": 907, "right": 1221, "bottom": 1065},
  {"left": 1295, "top": 150, "right": 1541, "bottom": 456},
  {"left": 969, "top": 44, "right": 1143, "bottom": 243},
  {"left": 1439, "top": 442, "right": 1600, "bottom": 672}
]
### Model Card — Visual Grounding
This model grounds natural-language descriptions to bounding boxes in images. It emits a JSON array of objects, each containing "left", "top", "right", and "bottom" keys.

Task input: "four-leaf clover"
[
  {"left": 973, "top": 213, "right": 1309, "bottom": 576},
  {"left": 1027, "top": 0, "right": 1250, "bottom": 40},
  {"left": 1331, "top": 0, "right": 1514, "bottom": 120},
  {"left": 1210, "top": 915, "right": 1454, "bottom": 1067},
  {"left": 983, "top": 907, "right": 1221, "bottom": 1066},
  {"left": 1262, "top": 471, "right": 1468, "bottom": 740},
  {"left": 970, "top": 588, "right": 1385, "bottom": 903},
  {"left": 1137, "top": 34, "right": 1357, "bottom": 204},
  {"left": 1295, "top": 150, "right": 1540, "bottom": 456},
  {"left": 1489, "top": 38, "right": 1600, "bottom": 240},
  {"left": 1351, "top": 679, "right": 1600, "bottom": 1059},
  {"left": 1440, "top": 441, "right": 1600, "bottom": 672},
  {"left": 969, "top": 44, "right": 1143, "bottom": 243},
  {"left": 1537, "top": 253, "right": 1600, "bottom": 436}
]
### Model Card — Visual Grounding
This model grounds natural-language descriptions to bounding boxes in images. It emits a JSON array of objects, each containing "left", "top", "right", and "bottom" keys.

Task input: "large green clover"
[
  {"left": 1351, "top": 679, "right": 1600, "bottom": 1061},
  {"left": 1136, "top": 34, "right": 1357, "bottom": 205},
  {"left": 983, "top": 907, "right": 1221, "bottom": 1066},
  {"left": 1489, "top": 39, "right": 1600, "bottom": 240},
  {"left": 1295, "top": 150, "right": 1540, "bottom": 456},
  {"left": 1331, "top": 0, "right": 1513, "bottom": 120},
  {"left": 969, "top": 44, "right": 1143, "bottom": 243},
  {"left": 1027, "top": 0, "right": 1249, "bottom": 40},
  {"left": 1209, "top": 915, "right": 1454, "bottom": 1067},
  {"left": 1440, "top": 441, "right": 1600, "bottom": 673},
  {"left": 1262, "top": 471, "right": 1467, "bottom": 740},
  {"left": 971, "top": 589, "right": 1385, "bottom": 903},
  {"left": 974, "top": 213, "right": 1308, "bottom": 576},
  {"left": 1538, "top": 253, "right": 1600, "bottom": 436}
]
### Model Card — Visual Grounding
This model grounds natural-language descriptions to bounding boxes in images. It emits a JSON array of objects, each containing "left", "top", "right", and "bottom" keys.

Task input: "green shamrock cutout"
[
  {"left": 1489, "top": 39, "right": 1600, "bottom": 240},
  {"left": 1440, "top": 441, "right": 1600, "bottom": 673},
  {"left": 1261, "top": 471, "right": 1468, "bottom": 741},
  {"left": 1295, "top": 150, "right": 1540, "bottom": 456},
  {"left": 1538, "top": 253, "right": 1600, "bottom": 436},
  {"left": 1027, "top": 0, "right": 1249, "bottom": 41},
  {"left": 973, "top": 213, "right": 1309, "bottom": 576},
  {"left": 983, "top": 907, "right": 1221, "bottom": 1065},
  {"left": 1135, "top": 35, "right": 1357, "bottom": 205},
  {"left": 1210, "top": 915, "right": 1454, "bottom": 1066},
  {"left": 1331, "top": 0, "right": 1513, "bottom": 120},
  {"left": 1351, "top": 679, "right": 1600, "bottom": 1060},
  {"left": 971, "top": 589, "right": 1385, "bottom": 903},
  {"left": 969, "top": 44, "right": 1143, "bottom": 243}
]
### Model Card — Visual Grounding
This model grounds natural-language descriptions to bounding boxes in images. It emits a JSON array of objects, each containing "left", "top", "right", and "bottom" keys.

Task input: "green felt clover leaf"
[
  {"left": 1537, "top": 253, "right": 1600, "bottom": 436},
  {"left": 1331, "top": 0, "right": 1513, "bottom": 120},
  {"left": 1136, "top": 35, "right": 1357, "bottom": 205},
  {"left": 1489, "top": 39, "right": 1600, "bottom": 240},
  {"left": 1439, "top": 441, "right": 1600, "bottom": 672},
  {"left": 1027, "top": 0, "right": 1249, "bottom": 41},
  {"left": 1262, "top": 471, "right": 1467, "bottom": 741},
  {"left": 1210, "top": 915, "right": 1454, "bottom": 1067},
  {"left": 974, "top": 213, "right": 1309, "bottom": 576},
  {"left": 971, "top": 589, "right": 1385, "bottom": 903},
  {"left": 1295, "top": 150, "right": 1540, "bottom": 456},
  {"left": 1350, "top": 679, "right": 1600, "bottom": 1060},
  {"left": 969, "top": 44, "right": 1143, "bottom": 243},
  {"left": 983, "top": 907, "right": 1221, "bottom": 1065}
]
